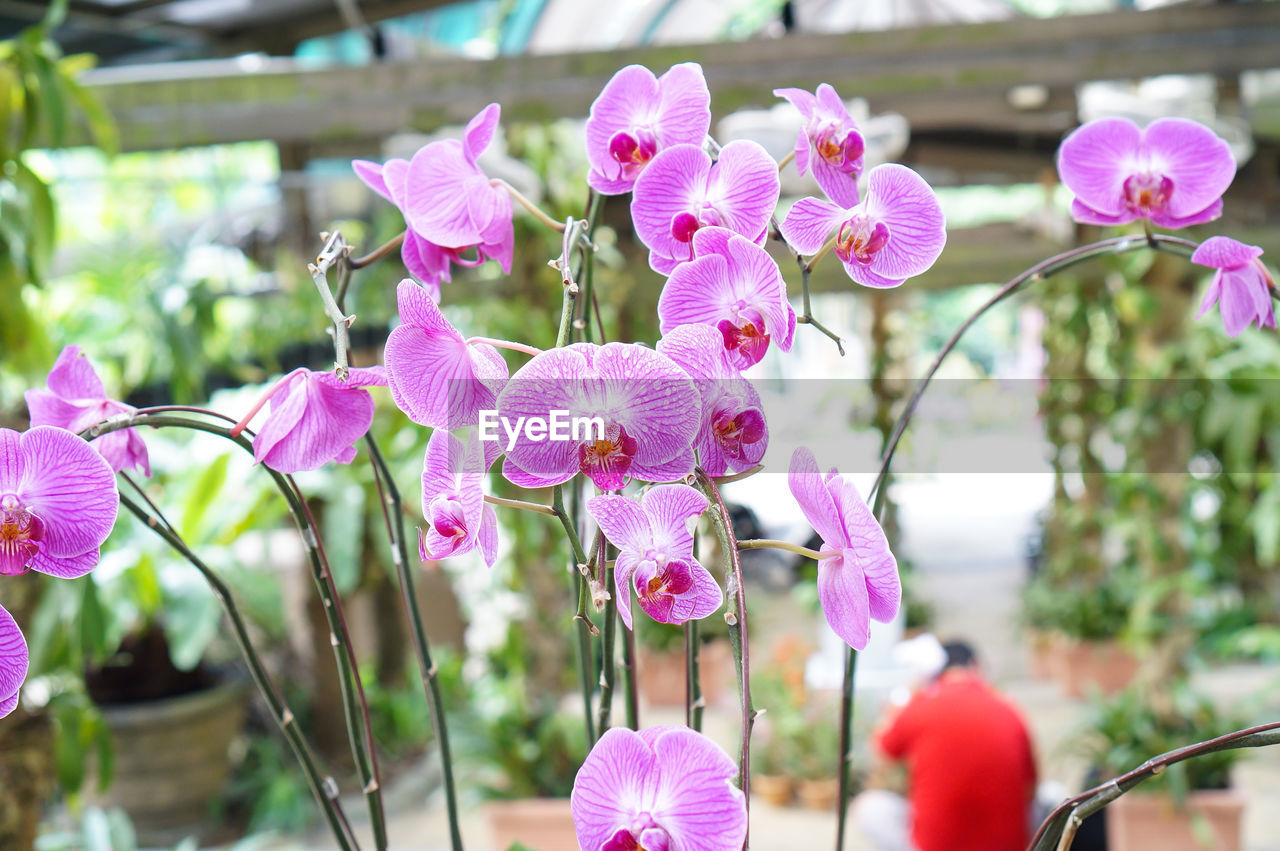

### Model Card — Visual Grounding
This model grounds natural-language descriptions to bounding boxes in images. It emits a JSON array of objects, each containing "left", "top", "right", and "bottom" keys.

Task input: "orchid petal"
[
  {"left": 862, "top": 164, "right": 946, "bottom": 280},
  {"left": 648, "top": 728, "right": 746, "bottom": 851},
  {"left": 780, "top": 196, "right": 846, "bottom": 255},
  {"left": 818, "top": 551, "right": 872, "bottom": 649},
  {"left": 352, "top": 160, "right": 393, "bottom": 204},
  {"left": 463, "top": 103, "right": 501, "bottom": 165},
  {"left": 1057, "top": 117, "right": 1142, "bottom": 218},
  {"left": 572, "top": 728, "right": 661, "bottom": 851},
  {"left": 18, "top": 426, "right": 117, "bottom": 559},
  {"left": 1143, "top": 117, "right": 1236, "bottom": 220},
  {"left": 0, "top": 604, "right": 27, "bottom": 718},
  {"left": 640, "top": 484, "right": 706, "bottom": 556}
]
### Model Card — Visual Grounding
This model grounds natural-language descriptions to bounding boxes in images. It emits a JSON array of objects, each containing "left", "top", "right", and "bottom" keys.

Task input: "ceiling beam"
[{"left": 75, "top": 4, "right": 1280, "bottom": 153}]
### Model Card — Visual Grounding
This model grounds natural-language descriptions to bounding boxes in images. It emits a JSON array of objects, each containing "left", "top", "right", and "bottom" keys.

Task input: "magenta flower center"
[
  {"left": 1122, "top": 171, "right": 1174, "bottom": 216},
  {"left": 578, "top": 424, "right": 640, "bottom": 491},
  {"left": 712, "top": 404, "right": 766, "bottom": 462},
  {"left": 428, "top": 495, "right": 468, "bottom": 540},
  {"left": 717, "top": 309, "right": 771, "bottom": 368},
  {"left": 609, "top": 128, "right": 659, "bottom": 167},
  {"left": 814, "top": 124, "right": 865, "bottom": 175},
  {"left": 670, "top": 205, "right": 725, "bottom": 244},
  {"left": 0, "top": 494, "right": 44, "bottom": 577},
  {"left": 836, "top": 213, "right": 891, "bottom": 265},
  {"left": 634, "top": 557, "right": 696, "bottom": 604},
  {"left": 603, "top": 824, "right": 672, "bottom": 851}
]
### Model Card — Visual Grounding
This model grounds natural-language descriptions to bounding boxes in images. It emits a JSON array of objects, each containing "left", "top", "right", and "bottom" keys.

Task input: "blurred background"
[{"left": 0, "top": 0, "right": 1279, "bottom": 849}]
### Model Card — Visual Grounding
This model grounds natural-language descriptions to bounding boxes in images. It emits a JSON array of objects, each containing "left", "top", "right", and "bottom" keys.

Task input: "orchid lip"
[
  {"left": 1122, "top": 171, "right": 1174, "bottom": 216},
  {"left": 0, "top": 494, "right": 43, "bottom": 577},
  {"left": 578, "top": 423, "right": 639, "bottom": 491},
  {"left": 836, "top": 214, "right": 891, "bottom": 265}
]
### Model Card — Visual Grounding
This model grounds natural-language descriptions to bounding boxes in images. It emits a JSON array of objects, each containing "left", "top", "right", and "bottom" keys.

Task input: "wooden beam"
[{"left": 79, "top": 4, "right": 1280, "bottom": 153}]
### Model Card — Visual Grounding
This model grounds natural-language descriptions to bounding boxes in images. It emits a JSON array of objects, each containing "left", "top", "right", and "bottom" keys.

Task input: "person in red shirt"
[{"left": 856, "top": 640, "right": 1038, "bottom": 851}]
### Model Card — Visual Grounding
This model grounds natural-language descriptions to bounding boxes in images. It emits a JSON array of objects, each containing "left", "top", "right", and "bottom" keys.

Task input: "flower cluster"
[{"left": 1057, "top": 116, "right": 1275, "bottom": 336}]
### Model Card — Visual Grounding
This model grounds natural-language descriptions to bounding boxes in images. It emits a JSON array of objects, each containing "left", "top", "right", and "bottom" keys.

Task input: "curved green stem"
[
  {"left": 117, "top": 491, "right": 359, "bottom": 850},
  {"left": 694, "top": 467, "right": 753, "bottom": 846},
  {"left": 363, "top": 435, "right": 464, "bottom": 851},
  {"left": 86, "top": 412, "right": 386, "bottom": 848}
]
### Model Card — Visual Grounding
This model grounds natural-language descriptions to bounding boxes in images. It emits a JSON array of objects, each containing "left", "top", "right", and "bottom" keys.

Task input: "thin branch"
[
  {"left": 116, "top": 492, "right": 359, "bottom": 851},
  {"left": 712, "top": 464, "right": 764, "bottom": 486},
  {"left": 737, "top": 538, "right": 831, "bottom": 560},
  {"left": 347, "top": 230, "right": 405, "bottom": 269},
  {"left": 309, "top": 230, "right": 357, "bottom": 378},
  {"left": 484, "top": 493, "right": 558, "bottom": 516},
  {"left": 694, "top": 467, "right": 754, "bottom": 849},
  {"left": 1029, "top": 721, "right": 1280, "bottom": 850},
  {"left": 363, "top": 435, "right": 464, "bottom": 851},
  {"left": 494, "top": 179, "right": 567, "bottom": 232}
]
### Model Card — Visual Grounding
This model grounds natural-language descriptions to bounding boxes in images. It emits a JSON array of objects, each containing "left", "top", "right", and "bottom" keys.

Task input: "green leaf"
[
  {"left": 181, "top": 453, "right": 230, "bottom": 541},
  {"left": 323, "top": 480, "right": 367, "bottom": 595},
  {"left": 162, "top": 588, "right": 221, "bottom": 671},
  {"left": 43, "top": 0, "right": 69, "bottom": 30},
  {"left": 79, "top": 577, "right": 109, "bottom": 664},
  {"left": 59, "top": 70, "right": 118, "bottom": 156}
]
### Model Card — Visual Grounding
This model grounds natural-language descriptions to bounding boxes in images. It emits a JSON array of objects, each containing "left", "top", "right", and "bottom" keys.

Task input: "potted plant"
[
  {"left": 1023, "top": 569, "right": 1140, "bottom": 697},
  {"left": 461, "top": 686, "right": 586, "bottom": 851},
  {"left": 634, "top": 614, "right": 732, "bottom": 709},
  {"left": 1079, "top": 682, "right": 1248, "bottom": 851}
]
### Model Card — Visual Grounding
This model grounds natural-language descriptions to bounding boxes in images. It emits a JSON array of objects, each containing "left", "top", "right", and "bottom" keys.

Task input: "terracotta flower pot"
[
  {"left": 487, "top": 797, "right": 578, "bottom": 851},
  {"left": 85, "top": 680, "right": 247, "bottom": 846},
  {"left": 1027, "top": 629, "right": 1054, "bottom": 680},
  {"left": 1058, "top": 638, "right": 1139, "bottom": 698},
  {"left": 754, "top": 774, "right": 795, "bottom": 806},
  {"left": 1106, "top": 788, "right": 1245, "bottom": 851},
  {"left": 797, "top": 777, "right": 841, "bottom": 810},
  {"left": 637, "top": 639, "right": 732, "bottom": 708}
]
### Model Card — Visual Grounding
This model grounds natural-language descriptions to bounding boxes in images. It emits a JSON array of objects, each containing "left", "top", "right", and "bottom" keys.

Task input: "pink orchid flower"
[
  {"left": 420, "top": 429, "right": 499, "bottom": 567},
  {"left": 788, "top": 447, "right": 899, "bottom": 650},
  {"left": 588, "top": 484, "right": 720, "bottom": 628},
  {"left": 657, "top": 324, "right": 768, "bottom": 476},
  {"left": 353, "top": 105, "right": 514, "bottom": 295},
  {"left": 496, "top": 343, "right": 701, "bottom": 492},
  {"left": 240, "top": 367, "right": 387, "bottom": 474},
  {"left": 1, "top": 425, "right": 119, "bottom": 718},
  {"left": 572, "top": 725, "right": 747, "bottom": 851},
  {"left": 1192, "top": 237, "right": 1276, "bottom": 337},
  {"left": 781, "top": 163, "right": 945, "bottom": 288},
  {"left": 384, "top": 280, "right": 508, "bottom": 429},
  {"left": 774, "top": 83, "right": 865, "bottom": 207},
  {"left": 403, "top": 105, "right": 514, "bottom": 269},
  {"left": 631, "top": 140, "right": 780, "bottom": 274},
  {"left": 1, "top": 604, "right": 26, "bottom": 718},
  {"left": 586, "top": 63, "right": 712, "bottom": 195},
  {"left": 1057, "top": 117, "right": 1235, "bottom": 229},
  {"left": 656, "top": 227, "right": 796, "bottom": 369},
  {"left": 25, "top": 345, "right": 150, "bottom": 476}
]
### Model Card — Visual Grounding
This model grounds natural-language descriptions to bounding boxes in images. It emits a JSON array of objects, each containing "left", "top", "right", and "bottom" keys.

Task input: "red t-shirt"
[{"left": 875, "top": 671, "right": 1037, "bottom": 851}]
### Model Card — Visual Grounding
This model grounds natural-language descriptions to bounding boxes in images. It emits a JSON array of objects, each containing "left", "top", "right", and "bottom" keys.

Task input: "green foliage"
[
  {"left": 0, "top": 1, "right": 116, "bottom": 373},
  {"left": 1079, "top": 682, "right": 1247, "bottom": 801},
  {"left": 1022, "top": 564, "right": 1138, "bottom": 641}
]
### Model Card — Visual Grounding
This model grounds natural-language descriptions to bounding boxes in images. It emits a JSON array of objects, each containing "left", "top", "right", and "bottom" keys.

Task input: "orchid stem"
[
  {"left": 777, "top": 150, "right": 795, "bottom": 172},
  {"left": 694, "top": 466, "right": 753, "bottom": 845},
  {"left": 465, "top": 336, "right": 543, "bottom": 356},
  {"left": 230, "top": 372, "right": 294, "bottom": 437},
  {"left": 597, "top": 539, "right": 617, "bottom": 738},
  {"left": 347, "top": 231, "right": 405, "bottom": 269},
  {"left": 621, "top": 606, "right": 639, "bottom": 730},
  {"left": 711, "top": 464, "right": 764, "bottom": 486},
  {"left": 796, "top": 256, "right": 845, "bottom": 355},
  {"left": 834, "top": 647, "right": 859, "bottom": 850},
  {"left": 804, "top": 235, "right": 838, "bottom": 273},
  {"left": 494, "top": 179, "right": 566, "bottom": 232},
  {"left": 363, "top": 435, "right": 464, "bottom": 851},
  {"left": 118, "top": 491, "right": 359, "bottom": 850},
  {"left": 309, "top": 230, "right": 356, "bottom": 379},
  {"left": 578, "top": 190, "right": 605, "bottom": 344},
  {"left": 737, "top": 538, "right": 831, "bottom": 560},
  {"left": 483, "top": 494, "right": 557, "bottom": 516},
  {"left": 686, "top": 531, "right": 704, "bottom": 733},
  {"left": 555, "top": 482, "right": 597, "bottom": 748},
  {"left": 86, "top": 413, "right": 386, "bottom": 850}
]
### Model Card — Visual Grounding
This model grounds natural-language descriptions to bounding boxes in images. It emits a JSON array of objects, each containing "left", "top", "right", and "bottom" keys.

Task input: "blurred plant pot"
[
  {"left": 0, "top": 711, "right": 55, "bottom": 851},
  {"left": 797, "top": 777, "right": 840, "bottom": 810},
  {"left": 84, "top": 626, "right": 247, "bottom": 846},
  {"left": 638, "top": 639, "right": 732, "bottom": 708},
  {"left": 487, "top": 797, "right": 577, "bottom": 851},
  {"left": 1106, "top": 788, "right": 1245, "bottom": 851},
  {"left": 1027, "top": 629, "right": 1054, "bottom": 680},
  {"left": 754, "top": 774, "right": 795, "bottom": 806},
  {"left": 1058, "top": 639, "right": 1138, "bottom": 698}
]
